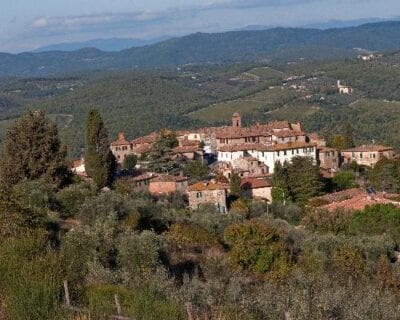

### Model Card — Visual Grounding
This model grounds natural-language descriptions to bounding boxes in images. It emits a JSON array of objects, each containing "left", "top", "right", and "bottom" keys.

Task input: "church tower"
[{"left": 232, "top": 112, "right": 241, "bottom": 128}]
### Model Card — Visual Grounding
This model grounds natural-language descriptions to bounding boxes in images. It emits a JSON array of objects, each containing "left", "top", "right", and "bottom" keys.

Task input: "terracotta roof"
[
  {"left": 218, "top": 143, "right": 270, "bottom": 152},
  {"left": 218, "top": 141, "right": 315, "bottom": 153},
  {"left": 131, "top": 173, "right": 157, "bottom": 182},
  {"left": 320, "top": 193, "right": 400, "bottom": 212},
  {"left": 173, "top": 145, "right": 203, "bottom": 153},
  {"left": 318, "top": 147, "right": 338, "bottom": 152},
  {"left": 151, "top": 174, "right": 188, "bottom": 183},
  {"left": 312, "top": 188, "right": 364, "bottom": 205},
  {"left": 134, "top": 144, "right": 152, "bottom": 155},
  {"left": 241, "top": 178, "right": 271, "bottom": 189},
  {"left": 269, "top": 142, "right": 316, "bottom": 151},
  {"left": 189, "top": 181, "right": 228, "bottom": 191},
  {"left": 180, "top": 140, "right": 200, "bottom": 147},
  {"left": 131, "top": 132, "right": 158, "bottom": 145},
  {"left": 272, "top": 131, "right": 306, "bottom": 138},
  {"left": 342, "top": 145, "right": 393, "bottom": 153},
  {"left": 111, "top": 132, "right": 131, "bottom": 147}
]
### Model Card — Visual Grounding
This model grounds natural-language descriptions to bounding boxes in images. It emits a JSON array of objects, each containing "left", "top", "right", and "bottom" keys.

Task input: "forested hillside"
[
  {"left": 3, "top": 21, "right": 400, "bottom": 76},
  {"left": 2, "top": 52, "right": 400, "bottom": 157}
]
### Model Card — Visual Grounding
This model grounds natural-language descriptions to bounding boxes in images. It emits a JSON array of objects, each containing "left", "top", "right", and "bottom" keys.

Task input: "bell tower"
[{"left": 232, "top": 112, "right": 241, "bottom": 128}]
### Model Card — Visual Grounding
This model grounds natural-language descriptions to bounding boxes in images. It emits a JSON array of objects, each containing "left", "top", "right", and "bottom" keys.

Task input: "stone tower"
[{"left": 232, "top": 112, "right": 241, "bottom": 128}]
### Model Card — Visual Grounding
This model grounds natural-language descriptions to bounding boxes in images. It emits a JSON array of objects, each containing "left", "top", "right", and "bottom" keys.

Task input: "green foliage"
[
  {"left": 184, "top": 160, "right": 209, "bottom": 181},
  {"left": 370, "top": 158, "right": 400, "bottom": 193},
  {"left": 229, "top": 173, "right": 242, "bottom": 199},
  {"left": 117, "top": 231, "right": 165, "bottom": 280},
  {"left": 165, "top": 223, "right": 219, "bottom": 248},
  {"left": 224, "top": 220, "right": 289, "bottom": 275},
  {"left": 0, "top": 111, "right": 70, "bottom": 189},
  {"left": 343, "top": 122, "right": 355, "bottom": 149},
  {"left": 0, "top": 233, "right": 63, "bottom": 320},
  {"left": 56, "top": 181, "right": 97, "bottom": 218},
  {"left": 147, "top": 129, "right": 180, "bottom": 174},
  {"left": 85, "top": 109, "right": 116, "bottom": 188},
  {"left": 332, "top": 171, "right": 359, "bottom": 190},
  {"left": 273, "top": 157, "right": 324, "bottom": 206},
  {"left": 123, "top": 154, "right": 138, "bottom": 174},
  {"left": 348, "top": 204, "right": 400, "bottom": 243}
]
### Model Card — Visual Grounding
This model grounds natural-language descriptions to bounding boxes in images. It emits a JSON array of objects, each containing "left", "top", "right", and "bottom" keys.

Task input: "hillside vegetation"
[
  {"left": 2, "top": 52, "right": 400, "bottom": 157},
  {"left": 3, "top": 22, "right": 400, "bottom": 76}
]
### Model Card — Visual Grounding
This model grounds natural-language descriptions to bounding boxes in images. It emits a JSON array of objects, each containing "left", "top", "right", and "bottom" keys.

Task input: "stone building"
[
  {"left": 148, "top": 174, "right": 188, "bottom": 196},
  {"left": 317, "top": 147, "right": 340, "bottom": 174},
  {"left": 341, "top": 145, "right": 395, "bottom": 167},
  {"left": 188, "top": 181, "right": 228, "bottom": 213},
  {"left": 217, "top": 141, "right": 317, "bottom": 173},
  {"left": 241, "top": 178, "right": 272, "bottom": 202},
  {"left": 110, "top": 132, "right": 133, "bottom": 164}
]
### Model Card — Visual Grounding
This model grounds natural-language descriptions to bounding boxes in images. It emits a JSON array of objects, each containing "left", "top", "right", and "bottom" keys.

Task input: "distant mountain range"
[
  {"left": 3, "top": 21, "right": 400, "bottom": 77},
  {"left": 33, "top": 36, "right": 172, "bottom": 52}
]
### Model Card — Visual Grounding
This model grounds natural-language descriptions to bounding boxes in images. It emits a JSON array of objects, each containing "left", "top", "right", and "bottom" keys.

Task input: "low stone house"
[
  {"left": 148, "top": 174, "right": 188, "bottom": 196},
  {"left": 233, "top": 156, "right": 269, "bottom": 177},
  {"left": 188, "top": 181, "right": 228, "bottom": 213},
  {"left": 341, "top": 145, "right": 395, "bottom": 167},
  {"left": 241, "top": 178, "right": 272, "bottom": 202},
  {"left": 130, "top": 173, "right": 157, "bottom": 192}
]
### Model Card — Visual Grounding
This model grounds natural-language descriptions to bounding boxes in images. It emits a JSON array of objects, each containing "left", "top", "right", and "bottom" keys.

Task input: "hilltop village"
[{"left": 74, "top": 112, "right": 400, "bottom": 212}]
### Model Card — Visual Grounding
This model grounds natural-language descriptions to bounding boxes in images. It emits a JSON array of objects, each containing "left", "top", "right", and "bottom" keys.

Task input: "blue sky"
[{"left": 1, "top": 0, "right": 400, "bottom": 52}]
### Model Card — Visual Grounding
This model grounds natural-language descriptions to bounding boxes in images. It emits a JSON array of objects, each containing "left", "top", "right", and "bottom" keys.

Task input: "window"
[
  {"left": 196, "top": 192, "right": 202, "bottom": 198},
  {"left": 292, "top": 150, "right": 294, "bottom": 155},
  {"left": 360, "top": 153, "right": 363, "bottom": 159},
  {"left": 296, "top": 149, "right": 299, "bottom": 154},
  {"left": 284, "top": 150, "right": 287, "bottom": 156},
  {"left": 277, "top": 151, "right": 280, "bottom": 156}
]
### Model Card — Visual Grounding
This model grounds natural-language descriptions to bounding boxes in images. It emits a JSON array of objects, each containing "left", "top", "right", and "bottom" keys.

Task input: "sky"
[{"left": 1, "top": 0, "right": 400, "bottom": 53}]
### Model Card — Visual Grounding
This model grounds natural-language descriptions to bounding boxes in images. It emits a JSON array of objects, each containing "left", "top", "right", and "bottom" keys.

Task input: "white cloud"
[{"left": 32, "top": 17, "right": 49, "bottom": 28}]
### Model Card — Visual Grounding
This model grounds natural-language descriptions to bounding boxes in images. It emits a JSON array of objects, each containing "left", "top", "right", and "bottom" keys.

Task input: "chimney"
[{"left": 118, "top": 132, "right": 125, "bottom": 140}]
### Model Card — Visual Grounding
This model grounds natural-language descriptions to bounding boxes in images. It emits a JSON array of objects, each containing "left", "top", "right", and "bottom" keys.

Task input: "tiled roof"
[
  {"left": 173, "top": 145, "right": 203, "bottom": 153},
  {"left": 134, "top": 145, "right": 152, "bottom": 155},
  {"left": 131, "top": 132, "right": 158, "bottom": 145},
  {"left": 131, "top": 173, "right": 157, "bottom": 182},
  {"left": 111, "top": 133, "right": 131, "bottom": 146},
  {"left": 318, "top": 147, "right": 338, "bottom": 152},
  {"left": 312, "top": 188, "right": 364, "bottom": 205},
  {"left": 218, "top": 143, "right": 270, "bottom": 152},
  {"left": 189, "top": 181, "right": 228, "bottom": 191},
  {"left": 241, "top": 178, "right": 271, "bottom": 189},
  {"left": 218, "top": 141, "right": 315, "bottom": 153},
  {"left": 269, "top": 142, "right": 316, "bottom": 151},
  {"left": 272, "top": 131, "right": 306, "bottom": 138},
  {"left": 320, "top": 193, "right": 400, "bottom": 212},
  {"left": 151, "top": 174, "right": 188, "bottom": 183},
  {"left": 342, "top": 145, "right": 393, "bottom": 153}
]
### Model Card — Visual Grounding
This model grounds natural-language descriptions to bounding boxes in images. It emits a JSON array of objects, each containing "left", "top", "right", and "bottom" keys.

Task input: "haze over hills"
[
  {"left": 33, "top": 36, "right": 172, "bottom": 53},
  {"left": 2, "top": 21, "right": 400, "bottom": 77}
]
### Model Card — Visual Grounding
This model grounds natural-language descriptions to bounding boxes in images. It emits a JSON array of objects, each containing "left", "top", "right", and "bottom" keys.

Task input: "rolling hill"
[{"left": 2, "top": 22, "right": 400, "bottom": 76}]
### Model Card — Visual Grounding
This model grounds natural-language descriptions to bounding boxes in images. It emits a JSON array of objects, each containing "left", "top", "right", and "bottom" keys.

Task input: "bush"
[{"left": 57, "top": 181, "right": 97, "bottom": 218}]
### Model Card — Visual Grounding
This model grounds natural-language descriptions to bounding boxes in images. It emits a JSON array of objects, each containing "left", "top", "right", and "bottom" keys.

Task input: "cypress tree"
[
  {"left": 343, "top": 123, "right": 355, "bottom": 149},
  {"left": 0, "top": 110, "right": 69, "bottom": 189},
  {"left": 85, "top": 109, "right": 116, "bottom": 188}
]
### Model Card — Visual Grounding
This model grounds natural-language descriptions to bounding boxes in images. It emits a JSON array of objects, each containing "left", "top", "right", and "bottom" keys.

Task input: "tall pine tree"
[
  {"left": 85, "top": 109, "right": 116, "bottom": 188},
  {"left": 0, "top": 110, "right": 69, "bottom": 189}
]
